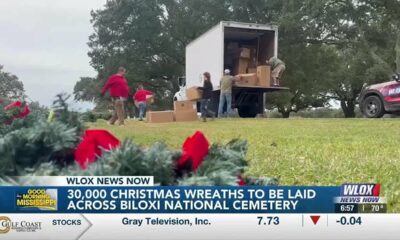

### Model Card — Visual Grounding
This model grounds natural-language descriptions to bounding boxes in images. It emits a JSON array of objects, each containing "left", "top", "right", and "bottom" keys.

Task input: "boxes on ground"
[
  {"left": 186, "top": 87, "right": 202, "bottom": 101},
  {"left": 235, "top": 73, "right": 258, "bottom": 86},
  {"left": 173, "top": 100, "right": 198, "bottom": 122},
  {"left": 257, "top": 65, "right": 271, "bottom": 87},
  {"left": 146, "top": 111, "right": 174, "bottom": 123},
  {"left": 174, "top": 110, "right": 198, "bottom": 122},
  {"left": 174, "top": 100, "right": 195, "bottom": 112}
]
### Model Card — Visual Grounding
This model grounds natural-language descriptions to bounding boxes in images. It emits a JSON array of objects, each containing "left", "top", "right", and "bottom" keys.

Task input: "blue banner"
[{"left": 0, "top": 186, "right": 340, "bottom": 213}]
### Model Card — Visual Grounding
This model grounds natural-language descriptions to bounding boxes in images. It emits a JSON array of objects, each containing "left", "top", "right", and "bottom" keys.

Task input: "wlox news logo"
[{"left": 335, "top": 184, "right": 385, "bottom": 204}]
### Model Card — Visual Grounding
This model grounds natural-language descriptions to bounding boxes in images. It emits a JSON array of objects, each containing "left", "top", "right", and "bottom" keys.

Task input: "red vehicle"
[{"left": 359, "top": 73, "right": 400, "bottom": 118}]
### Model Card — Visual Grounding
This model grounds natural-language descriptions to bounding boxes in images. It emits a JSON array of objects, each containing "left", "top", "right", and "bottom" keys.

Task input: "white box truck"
[{"left": 174, "top": 21, "right": 288, "bottom": 118}]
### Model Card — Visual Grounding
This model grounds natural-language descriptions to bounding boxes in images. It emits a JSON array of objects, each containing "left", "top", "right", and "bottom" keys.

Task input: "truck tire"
[
  {"left": 238, "top": 105, "right": 258, "bottom": 118},
  {"left": 362, "top": 95, "right": 385, "bottom": 118}
]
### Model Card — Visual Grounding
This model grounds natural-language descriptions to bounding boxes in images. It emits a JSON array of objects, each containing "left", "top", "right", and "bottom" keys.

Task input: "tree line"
[{"left": 3, "top": 0, "right": 400, "bottom": 118}]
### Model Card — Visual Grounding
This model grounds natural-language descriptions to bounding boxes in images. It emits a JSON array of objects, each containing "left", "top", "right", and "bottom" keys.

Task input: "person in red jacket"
[
  {"left": 133, "top": 84, "right": 153, "bottom": 121},
  {"left": 101, "top": 67, "right": 130, "bottom": 125}
]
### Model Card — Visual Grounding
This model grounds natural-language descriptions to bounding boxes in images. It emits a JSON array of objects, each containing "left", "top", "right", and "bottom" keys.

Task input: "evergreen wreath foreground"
[{"left": 0, "top": 96, "right": 278, "bottom": 186}]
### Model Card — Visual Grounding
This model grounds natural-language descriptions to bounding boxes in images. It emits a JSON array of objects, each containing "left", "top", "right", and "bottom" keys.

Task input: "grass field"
[{"left": 89, "top": 118, "right": 400, "bottom": 211}]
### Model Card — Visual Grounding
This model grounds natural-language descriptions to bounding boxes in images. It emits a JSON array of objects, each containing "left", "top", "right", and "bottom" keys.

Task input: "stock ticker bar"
[{"left": 0, "top": 177, "right": 397, "bottom": 240}]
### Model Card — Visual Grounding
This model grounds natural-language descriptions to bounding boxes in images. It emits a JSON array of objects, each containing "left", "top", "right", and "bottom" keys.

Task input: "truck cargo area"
[
  {"left": 218, "top": 25, "right": 283, "bottom": 117},
  {"left": 183, "top": 21, "right": 288, "bottom": 118},
  {"left": 224, "top": 26, "right": 276, "bottom": 75}
]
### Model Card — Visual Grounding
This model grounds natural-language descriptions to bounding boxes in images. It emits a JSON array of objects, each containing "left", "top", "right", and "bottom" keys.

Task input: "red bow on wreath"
[
  {"left": 74, "top": 129, "right": 247, "bottom": 185},
  {"left": 3, "top": 101, "right": 30, "bottom": 124},
  {"left": 177, "top": 131, "right": 209, "bottom": 172},
  {"left": 177, "top": 131, "right": 247, "bottom": 185},
  {"left": 74, "top": 129, "right": 121, "bottom": 169}
]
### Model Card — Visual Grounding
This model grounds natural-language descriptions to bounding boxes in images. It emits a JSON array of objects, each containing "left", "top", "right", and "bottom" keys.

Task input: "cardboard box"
[
  {"left": 240, "top": 48, "right": 251, "bottom": 58},
  {"left": 257, "top": 65, "right": 271, "bottom": 87},
  {"left": 174, "top": 110, "right": 198, "bottom": 122},
  {"left": 174, "top": 100, "right": 195, "bottom": 112},
  {"left": 146, "top": 111, "right": 174, "bottom": 123},
  {"left": 186, "top": 87, "right": 202, "bottom": 101},
  {"left": 234, "top": 58, "right": 249, "bottom": 75},
  {"left": 240, "top": 45, "right": 257, "bottom": 59},
  {"left": 146, "top": 95, "right": 154, "bottom": 104},
  {"left": 247, "top": 67, "right": 257, "bottom": 74},
  {"left": 235, "top": 73, "right": 258, "bottom": 86}
]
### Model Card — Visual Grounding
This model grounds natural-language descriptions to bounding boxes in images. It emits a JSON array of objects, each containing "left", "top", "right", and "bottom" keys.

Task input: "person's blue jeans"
[
  {"left": 218, "top": 92, "right": 232, "bottom": 117},
  {"left": 200, "top": 99, "right": 214, "bottom": 118},
  {"left": 138, "top": 101, "right": 146, "bottom": 120}
]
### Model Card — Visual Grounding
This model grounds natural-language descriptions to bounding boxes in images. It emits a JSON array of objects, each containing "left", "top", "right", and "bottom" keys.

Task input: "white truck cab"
[{"left": 173, "top": 77, "right": 187, "bottom": 101}]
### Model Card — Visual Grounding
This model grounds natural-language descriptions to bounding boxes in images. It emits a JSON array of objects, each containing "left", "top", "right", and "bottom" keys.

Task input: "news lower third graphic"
[
  {"left": 16, "top": 189, "right": 58, "bottom": 211},
  {"left": 0, "top": 216, "right": 42, "bottom": 234},
  {"left": 334, "top": 184, "right": 387, "bottom": 214},
  {"left": 0, "top": 177, "right": 398, "bottom": 240}
]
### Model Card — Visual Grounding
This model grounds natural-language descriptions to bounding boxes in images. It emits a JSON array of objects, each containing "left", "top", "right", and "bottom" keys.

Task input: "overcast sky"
[{"left": 0, "top": 0, "right": 106, "bottom": 109}]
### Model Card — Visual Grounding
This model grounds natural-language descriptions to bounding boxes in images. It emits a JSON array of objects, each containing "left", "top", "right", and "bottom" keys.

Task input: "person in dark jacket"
[
  {"left": 198, "top": 72, "right": 215, "bottom": 122},
  {"left": 101, "top": 67, "right": 130, "bottom": 126}
]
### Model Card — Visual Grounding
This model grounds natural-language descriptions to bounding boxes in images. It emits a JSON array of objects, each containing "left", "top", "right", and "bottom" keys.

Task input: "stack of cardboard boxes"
[
  {"left": 144, "top": 95, "right": 175, "bottom": 123},
  {"left": 146, "top": 111, "right": 175, "bottom": 123},
  {"left": 256, "top": 65, "right": 271, "bottom": 87},
  {"left": 145, "top": 43, "right": 274, "bottom": 123},
  {"left": 173, "top": 86, "right": 201, "bottom": 122},
  {"left": 173, "top": 100, "right": 197, "bottom": 122},
  {"left": 185, "top": 86, "right": 202, "bottom": 101},
  {"left": 227, "top": 43, "right": 272, "bottom": 88},
  {"left": 146, "top": 87, "right": 200, "bottom": 123},
  {"left": 230, "top": 45, "right": 253, "bottom": 75},
  {"left": 235, "top": 64, "right": 271, "bottom": 88}
]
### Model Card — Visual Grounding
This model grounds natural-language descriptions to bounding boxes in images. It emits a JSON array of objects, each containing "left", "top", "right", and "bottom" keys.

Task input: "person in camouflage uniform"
[{"left": 266, "top": 57, "right": 286, "bottom": 87}]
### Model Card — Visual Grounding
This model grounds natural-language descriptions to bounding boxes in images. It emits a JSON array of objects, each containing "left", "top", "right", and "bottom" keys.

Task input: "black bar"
[
  {"left": 358, "top": 204, "right": 387, "bottom": 213},
  {"left": 334, "top": 204, "right": 359, "bottom": 213}
]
